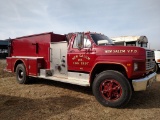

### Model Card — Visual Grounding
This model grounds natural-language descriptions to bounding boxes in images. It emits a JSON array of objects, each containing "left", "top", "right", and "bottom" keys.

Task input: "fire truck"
[{"left": 5, "top": 32, "right": 156, "bottom": 108}]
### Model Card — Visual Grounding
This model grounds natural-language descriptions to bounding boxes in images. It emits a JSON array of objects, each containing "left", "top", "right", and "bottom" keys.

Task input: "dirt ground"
[{"left": 0, "top": 59, "right": 160, "bottom": 120}]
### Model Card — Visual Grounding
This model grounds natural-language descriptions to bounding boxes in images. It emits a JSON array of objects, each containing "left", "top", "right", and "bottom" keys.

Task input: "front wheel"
[
  {"left": 92, "top": 70, "right": 132, "bottom": 108},
  {"left": 16, "top": 64, "right": 28, "bottom": 84}
]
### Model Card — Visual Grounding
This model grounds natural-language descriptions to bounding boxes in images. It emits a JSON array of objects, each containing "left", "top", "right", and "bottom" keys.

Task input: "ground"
[{"left": 0, "top": 59, "right": 160, "bottom": 120}]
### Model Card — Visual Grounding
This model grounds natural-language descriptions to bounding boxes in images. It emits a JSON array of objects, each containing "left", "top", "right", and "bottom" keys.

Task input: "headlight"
[{"left": 134, "top": 63, "right": 138, "bottom": 71}]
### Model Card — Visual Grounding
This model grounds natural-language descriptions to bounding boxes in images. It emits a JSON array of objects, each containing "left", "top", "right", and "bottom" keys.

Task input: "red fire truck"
[{"left": 5, "top": 32, "right": 156, "bottom": 108}]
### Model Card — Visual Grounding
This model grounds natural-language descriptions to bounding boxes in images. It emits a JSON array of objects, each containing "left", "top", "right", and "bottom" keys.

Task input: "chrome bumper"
[{"left": 132, "top": 72, "right": 157, "bottom": 91}]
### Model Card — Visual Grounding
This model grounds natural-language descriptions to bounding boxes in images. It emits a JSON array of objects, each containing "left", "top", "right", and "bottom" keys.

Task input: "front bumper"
[{"left": 132, "top": 72, "right": 157, "bottom": 91}]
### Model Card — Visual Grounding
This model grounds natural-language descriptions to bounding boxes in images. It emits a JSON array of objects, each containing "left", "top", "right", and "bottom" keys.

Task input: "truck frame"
[{"left": 5, "top": 32, "right": 157, "bottom": 108}]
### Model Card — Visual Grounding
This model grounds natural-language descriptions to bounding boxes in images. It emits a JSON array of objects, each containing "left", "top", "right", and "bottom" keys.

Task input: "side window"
[{"left": 126, "top": 41, "right": 136, "bottom": 46}]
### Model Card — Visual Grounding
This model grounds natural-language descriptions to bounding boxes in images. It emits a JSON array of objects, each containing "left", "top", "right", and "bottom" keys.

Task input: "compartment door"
[{"left": 50, "top": 42, "right": 68, "bottom": 77}]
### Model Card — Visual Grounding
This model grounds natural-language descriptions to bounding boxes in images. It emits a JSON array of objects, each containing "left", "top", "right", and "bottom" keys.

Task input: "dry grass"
[
  {"left": 0, "top": 60, "right": 15, "bottom": 78},
  {"left": 0, "top": 60, "right": 160, "bottom": 120}
]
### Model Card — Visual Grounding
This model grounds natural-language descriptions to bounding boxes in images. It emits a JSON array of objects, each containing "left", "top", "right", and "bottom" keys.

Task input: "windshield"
[{"left": 90, "top": 34, "right": 114, "bottom": 45}]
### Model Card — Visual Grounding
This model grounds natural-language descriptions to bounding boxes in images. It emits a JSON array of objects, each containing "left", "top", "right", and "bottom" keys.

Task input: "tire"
[
  {"left": 92, "top": 70, "right": 132, "bottom": 108},
  {"left": 16, "top": 64, "right": 28, "bottom": 84},
  {"left": 154, "top": 63, "right": 158, "bottom": 73}
]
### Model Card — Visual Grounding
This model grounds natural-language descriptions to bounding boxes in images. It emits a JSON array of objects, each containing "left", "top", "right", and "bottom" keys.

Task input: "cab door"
[{"left": 67, "top": 33, "right": 96, "bottom": 72}]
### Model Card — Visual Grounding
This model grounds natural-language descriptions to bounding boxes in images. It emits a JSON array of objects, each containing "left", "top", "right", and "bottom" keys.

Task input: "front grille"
[
  {"left": 146, "top": 50, "right": 154, "bottom": 58},
  {"left": 146, "top": 50, "right": 155, "bottom": 70}
]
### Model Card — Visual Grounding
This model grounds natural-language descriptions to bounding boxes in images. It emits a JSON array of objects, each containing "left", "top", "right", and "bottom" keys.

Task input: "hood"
[{"left": 95, "top": 46, "right": 146, "bottom": 56}]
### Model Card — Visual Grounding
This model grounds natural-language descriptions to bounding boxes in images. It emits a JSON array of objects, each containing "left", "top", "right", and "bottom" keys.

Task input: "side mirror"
[
  {"left": 84, "top": 38, "right": 91, "bottom": 48},
  {"left": 77, "top": 33, "right": 84, "bottom": 50}
]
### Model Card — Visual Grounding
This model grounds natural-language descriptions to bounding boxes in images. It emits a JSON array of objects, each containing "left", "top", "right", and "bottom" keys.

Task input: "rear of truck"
[{"left": 5, "top": 32, "right": 66, "bottom": 80}]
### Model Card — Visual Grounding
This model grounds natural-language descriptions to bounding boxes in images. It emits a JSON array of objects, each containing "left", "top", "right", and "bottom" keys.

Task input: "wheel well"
[
  {"left": 14, "top": 60, "right": 23, "bottom": 72},
  {"left": 90, "top": 64, "right": 128, "bottom": 86}
]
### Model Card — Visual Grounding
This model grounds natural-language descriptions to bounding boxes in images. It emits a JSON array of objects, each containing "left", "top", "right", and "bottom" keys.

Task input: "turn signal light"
[{"left": 127, "top": 63, "right": 131, "bottom": 67}]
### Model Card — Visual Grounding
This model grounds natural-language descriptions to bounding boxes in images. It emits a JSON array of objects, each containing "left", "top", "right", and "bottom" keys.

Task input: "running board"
[{"left": 37, "top": 76, "right": 90, "bottom": 86}]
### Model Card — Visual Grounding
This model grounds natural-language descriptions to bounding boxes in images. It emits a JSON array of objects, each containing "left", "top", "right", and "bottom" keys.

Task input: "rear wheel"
[
  {"left": 16, "top": 64, "right": 28, "bottom": 84},
  {"left": 92, "top": 70, "right": 132, "bottom": 108}
]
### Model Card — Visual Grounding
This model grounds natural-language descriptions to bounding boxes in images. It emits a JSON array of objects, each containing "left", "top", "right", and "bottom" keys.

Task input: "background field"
[{"left": 0, "top": 59, "right": 160, "bottom": 120}]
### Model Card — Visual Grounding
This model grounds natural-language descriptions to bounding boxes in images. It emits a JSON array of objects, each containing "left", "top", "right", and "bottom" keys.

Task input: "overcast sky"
[{"left": 0, "top": 0, "right": 160, "bottom": 49}]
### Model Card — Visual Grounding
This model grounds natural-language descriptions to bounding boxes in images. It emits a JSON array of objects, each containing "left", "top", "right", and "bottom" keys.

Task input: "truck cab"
[{"left": 5, "top": 32, "right": 156, "bottom": 108}]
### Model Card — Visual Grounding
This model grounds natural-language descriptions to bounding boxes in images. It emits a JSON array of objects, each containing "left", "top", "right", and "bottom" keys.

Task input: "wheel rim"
[
  {"left": 18, "top": 69, "right": 24, "bottom": 80},
  {"left": 99, "top": 79, "right": 122, "bottom": 101}
]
